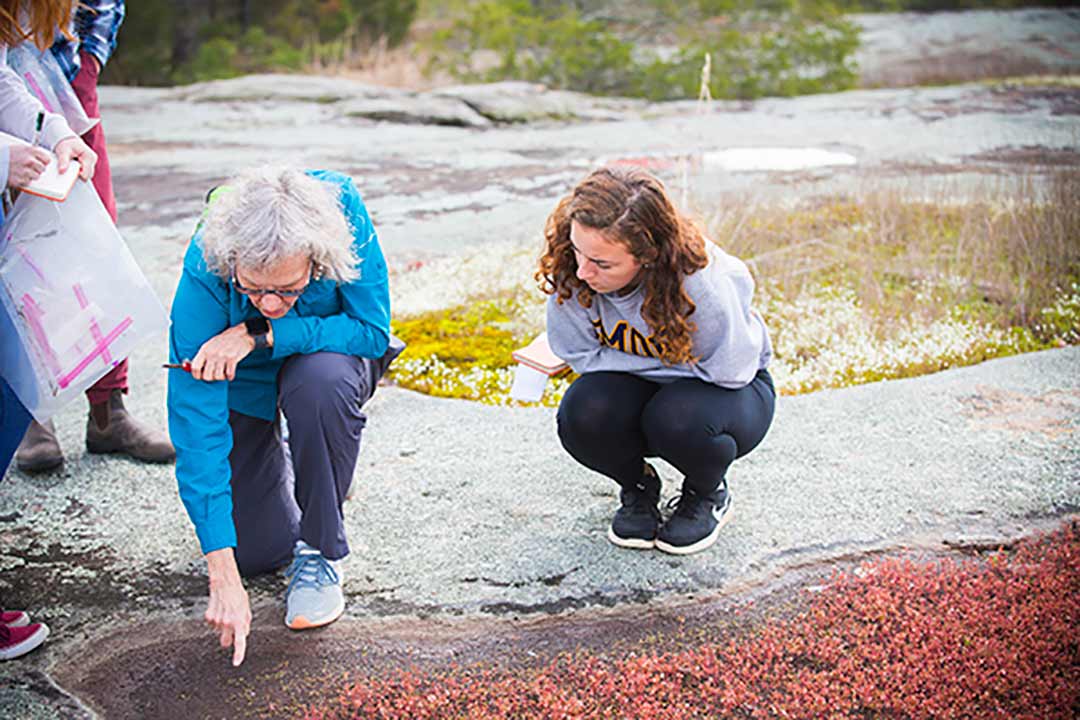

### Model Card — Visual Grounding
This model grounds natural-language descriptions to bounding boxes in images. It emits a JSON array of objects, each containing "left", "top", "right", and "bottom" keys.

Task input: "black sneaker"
[
  {"left": 607, "top": 463, "right": 662, "bottom": 549},
  {"left": 654, "top": 482, "right": 732, "bottom": 555}
]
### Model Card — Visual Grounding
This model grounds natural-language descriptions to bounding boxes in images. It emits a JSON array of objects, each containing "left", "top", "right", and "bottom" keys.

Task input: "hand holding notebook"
[{"left": 1, "top": 130, "right": 81, "bottom": 202}]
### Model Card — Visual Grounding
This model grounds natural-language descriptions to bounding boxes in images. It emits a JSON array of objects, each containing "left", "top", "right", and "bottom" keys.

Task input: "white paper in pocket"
[{"left": 510, "top": 363, "right": 550, "bottom": 402}]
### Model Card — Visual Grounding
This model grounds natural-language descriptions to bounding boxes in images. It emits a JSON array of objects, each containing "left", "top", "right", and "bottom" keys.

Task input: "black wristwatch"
[{"left": 244, "top": 316, "right": 271, "bottom": 350}]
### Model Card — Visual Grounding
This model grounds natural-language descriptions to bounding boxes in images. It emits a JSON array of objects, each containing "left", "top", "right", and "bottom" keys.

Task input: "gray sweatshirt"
[{"left": 547, "top": 243, "right": 772, "bottom": 388}]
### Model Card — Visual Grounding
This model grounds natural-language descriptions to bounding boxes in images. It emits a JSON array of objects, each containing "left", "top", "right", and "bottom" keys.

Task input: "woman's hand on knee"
[{"left": 204, "top": 548, "right": 251, "bottom": 667}]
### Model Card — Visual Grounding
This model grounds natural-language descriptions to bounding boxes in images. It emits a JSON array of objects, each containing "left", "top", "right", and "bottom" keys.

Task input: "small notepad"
[
  {"left": 511, "top": 332, "right": 569, "bottom": 376},
  {"left": 0, "top": 131, "right": 80, "bottom": 202},
  {"left": 20, "top": 153, "right": 80, "bottom": 201}
]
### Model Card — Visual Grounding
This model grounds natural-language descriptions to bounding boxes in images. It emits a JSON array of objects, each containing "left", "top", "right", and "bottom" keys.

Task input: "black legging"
[{"left": 556, "top": 369, "right": 775, "bottom": 495}]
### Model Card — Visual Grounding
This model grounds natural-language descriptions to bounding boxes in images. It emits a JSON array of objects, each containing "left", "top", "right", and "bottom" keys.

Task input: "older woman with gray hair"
[{"left": 167, "top": 167, "right": 403, "bottom": 666}]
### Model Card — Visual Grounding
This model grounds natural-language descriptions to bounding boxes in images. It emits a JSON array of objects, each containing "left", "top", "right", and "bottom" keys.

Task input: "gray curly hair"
[{"left": 198, "top": 166, "right": 361, "bottom": 283}]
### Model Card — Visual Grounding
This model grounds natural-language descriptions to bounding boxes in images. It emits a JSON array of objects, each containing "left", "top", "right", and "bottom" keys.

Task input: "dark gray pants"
[{"left": 228, "top": 345, "right": 399, "bottom": 577}]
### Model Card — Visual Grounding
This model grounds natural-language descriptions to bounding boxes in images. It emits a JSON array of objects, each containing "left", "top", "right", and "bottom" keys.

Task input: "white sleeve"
[{"left": 0, "top": 45, "right": 76, "bottom": 149}]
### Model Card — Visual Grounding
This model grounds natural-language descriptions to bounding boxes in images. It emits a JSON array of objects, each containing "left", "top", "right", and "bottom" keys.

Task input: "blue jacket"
[{"left": 167, "top": 171, "right": 391, "bottom": 555}]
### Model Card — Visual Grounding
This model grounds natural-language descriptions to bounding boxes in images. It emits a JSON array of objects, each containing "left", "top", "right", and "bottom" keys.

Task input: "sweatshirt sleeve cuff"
[{"left": 42, "top": 116, "right": 76, "bottom": 152}]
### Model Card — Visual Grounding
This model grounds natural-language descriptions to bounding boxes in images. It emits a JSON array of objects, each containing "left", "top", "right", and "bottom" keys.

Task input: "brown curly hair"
[
  {"left": 538, "top": 166, "right": 709, "bottom": 365},
  {"left": 0, "top": 0, "right": 75, "bottom": 49}
]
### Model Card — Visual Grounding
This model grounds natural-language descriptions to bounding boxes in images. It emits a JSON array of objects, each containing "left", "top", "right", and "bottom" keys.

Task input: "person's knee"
[
  {"left": 235, "top": 541, "right": 293, "bottom": 577},
  {"left": 642, "top": 387, "right": 735, "bottom": 463},
  {"left": 279, "top": 353, "right": 368, "bottom": 421},
  {"left": 556, "top": 386, "right": 625, "bottom": 447}
]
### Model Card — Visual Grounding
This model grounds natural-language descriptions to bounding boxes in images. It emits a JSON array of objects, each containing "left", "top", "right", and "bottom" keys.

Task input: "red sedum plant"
[{"left": 304, "top": 522, "right": 1080, "bottom": 719}]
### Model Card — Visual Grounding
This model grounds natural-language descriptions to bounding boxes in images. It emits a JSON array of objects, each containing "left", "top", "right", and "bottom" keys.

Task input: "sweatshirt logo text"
[{"left": 591, "top": 319, "right": 662, "bottom": 358}]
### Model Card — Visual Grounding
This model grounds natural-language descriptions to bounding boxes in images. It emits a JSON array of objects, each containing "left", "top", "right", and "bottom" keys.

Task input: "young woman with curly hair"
[{"left": 540, "top": 167, "right": 775, "bottom": 555}]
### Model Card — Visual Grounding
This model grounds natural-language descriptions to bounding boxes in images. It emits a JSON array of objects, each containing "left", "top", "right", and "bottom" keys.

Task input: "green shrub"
[
  {"left": 427, "top": 0, "right": 860, "bottom": 100},
  {"left": 188, "top": 37, "right": 240, "bottom": 83},
  {"left": 181, "top": 27, "right": 305, "bottom": 83}
]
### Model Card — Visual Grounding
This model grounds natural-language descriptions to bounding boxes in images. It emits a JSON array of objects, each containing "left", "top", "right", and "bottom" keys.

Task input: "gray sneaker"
[{"left": 284, "top": 541, "right": 344, "bottom": 630}]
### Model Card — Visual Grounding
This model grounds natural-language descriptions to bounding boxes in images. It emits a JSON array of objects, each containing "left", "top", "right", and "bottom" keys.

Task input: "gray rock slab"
[
  {"left": 1, "top": 347, "right": 1076, "bottom": 625},
  {"left": 343, "top": 347, "right": 1080, "bottom": 615},
  {"left": 434, "top": 81, "right": 647, "bottom": 123},
  {"left": 99, "top": 74, "right": 1080, "bottom": 269},
  {"left": 0, "top": 668, "right": 92, "bottom": 720},
  {"left": 338, "top": 94, "right": 494, "bottom": 127},
  {"left": 855, "top": 8, "right": 1080, "bottom": 86},
  {"left": 168, "top": 72, "right": 384, "bottom": 104}
]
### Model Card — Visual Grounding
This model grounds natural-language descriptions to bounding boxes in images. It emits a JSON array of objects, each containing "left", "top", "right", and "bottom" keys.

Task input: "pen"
[
  {"left": 31, "top": 111, "right": 44, "bottom": 147},
  {"left": 162, "top": 361, "right": 192, "bottom": 372}
]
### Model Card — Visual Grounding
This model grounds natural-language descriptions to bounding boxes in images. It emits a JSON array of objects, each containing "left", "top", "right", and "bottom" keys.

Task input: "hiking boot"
[
  {"left": 284, "top": 541, "right": 344, "bottom": 630},
  {"left": 607, "top": 463, "right": 662, "bottom": 549},
  {"left": 0, "top": 610, "right": 29, "bottom": 628},
  {"left": 15, "top": 420, "right": 63, "bottom": 473},
  {"left": 86, "top": 390, "right": 175, "bottom": 463},
  {"left": 0, "top": 621, "right": 48, "bottom": 661},
  {"left": 654, "top": 482, "right": 732, "bottom": 556}
]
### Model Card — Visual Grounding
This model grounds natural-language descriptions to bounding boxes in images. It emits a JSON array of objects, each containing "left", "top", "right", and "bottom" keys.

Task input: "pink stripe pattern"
[
  {"left": 23, "top": 73, "right": 54, "bottom": 113},
  {"left": 58, "top": 316, "right": 132, "bottom": 389},
  {"left": 73, "top": 283, "right": 111, "bottom": 365},
  {"left": 21, "top": 293, "right": 61, "bottom": 377}
]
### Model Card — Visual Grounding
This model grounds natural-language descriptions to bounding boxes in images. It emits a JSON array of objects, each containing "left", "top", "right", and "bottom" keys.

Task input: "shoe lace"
[
  {"left": 665, "top": 493, "right": 700, "bottom": 520},
  {"left": 666, "top": 483, "right": 725, "bottom": 520},
  {"left": 285, "top": 551, "right": 339, "bottom": 595}
]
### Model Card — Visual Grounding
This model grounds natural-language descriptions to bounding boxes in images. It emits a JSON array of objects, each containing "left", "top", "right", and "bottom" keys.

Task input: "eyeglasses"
[{"left": 232, "top": 261, "right": 319, "bottom": 298}]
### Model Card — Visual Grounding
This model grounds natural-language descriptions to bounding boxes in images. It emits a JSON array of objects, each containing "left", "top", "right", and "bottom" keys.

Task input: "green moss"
[
  {"left": 393, "top": 298, "right": 520, "bottom": 370},
  {"left": 387, "top": 294, "right": 573, "bottom": 406}
]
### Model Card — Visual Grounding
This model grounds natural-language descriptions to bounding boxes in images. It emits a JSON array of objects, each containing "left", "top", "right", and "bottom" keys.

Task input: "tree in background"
[{"left": 105, "top": 0, "right": 418, "bottom": 85}]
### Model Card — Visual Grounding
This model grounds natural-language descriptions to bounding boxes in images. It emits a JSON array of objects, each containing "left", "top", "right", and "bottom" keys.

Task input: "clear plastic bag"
[
  {"left": 0, "top": 182, "right": 167, "bottom": 422},
  {"left": 5, "top": 42, "right": 99, "bottom": 136}
]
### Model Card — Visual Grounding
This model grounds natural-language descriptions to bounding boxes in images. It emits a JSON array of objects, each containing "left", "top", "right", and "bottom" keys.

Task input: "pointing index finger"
[{"left": 233, "top": 631, "right": 247, "bottom": 667}]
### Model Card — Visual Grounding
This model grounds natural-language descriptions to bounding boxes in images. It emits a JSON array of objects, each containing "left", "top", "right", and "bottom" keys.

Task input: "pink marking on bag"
[
  {"left": 73, "top": 283, "right": 111, "bottom": 365},
  {"left": 57, "top": 316, "right": 132, "bottom": 389},
  {"left": 23, "top": 73, "right": 54, "bottom": 113},
  {"left": 16, "top": 246, "right": 48, "bottom": 284},
  {"left": 21, "top": 293, "right": 61, "bottom": 376}
]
